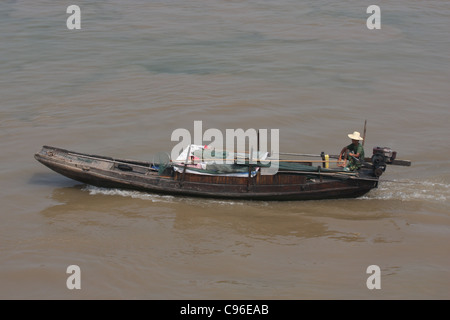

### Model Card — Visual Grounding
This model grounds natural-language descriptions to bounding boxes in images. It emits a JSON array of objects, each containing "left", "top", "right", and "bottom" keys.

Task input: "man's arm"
[
  {"left": 340, "top": 146, "right": 349, "bottom": 157},
  {"left": 349, "top": 145, "right": 363, "bottom": 158}
]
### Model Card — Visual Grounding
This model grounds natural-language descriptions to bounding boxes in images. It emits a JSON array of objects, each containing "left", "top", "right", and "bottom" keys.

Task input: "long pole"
[
  {"left": 180, "top": 145, "right": 191, "bottom": 185},
  {"left": 173, "top": 158, "right": 342, "bottom": 163},
  {"left": 272, "top": 152, "right": 324, "bottom": 158},
  {"left": 362, "top": 120, "right": 367, "bottom": 147}
]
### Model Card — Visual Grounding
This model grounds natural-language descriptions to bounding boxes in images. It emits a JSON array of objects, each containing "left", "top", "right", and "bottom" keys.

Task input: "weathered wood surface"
[{"left": 35, "top": 146, "right": 379, "bottom": 201}]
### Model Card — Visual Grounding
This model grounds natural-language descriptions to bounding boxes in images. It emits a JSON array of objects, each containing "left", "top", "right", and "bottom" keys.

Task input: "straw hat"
[{"left": 348, "top": 131, "right": 364, "bottom": 140}]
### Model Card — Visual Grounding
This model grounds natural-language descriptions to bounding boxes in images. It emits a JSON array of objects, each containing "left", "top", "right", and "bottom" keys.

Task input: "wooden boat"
[{"left": 34, "top": 145, "right": 410, "bottom": 201}]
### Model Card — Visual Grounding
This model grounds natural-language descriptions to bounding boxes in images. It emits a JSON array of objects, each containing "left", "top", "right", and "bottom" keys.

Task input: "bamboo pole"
[
  {"left": 273, "top": 152, "right": 323, "bottom": 157},
  {"left": 180, "top": 145, "right": 191, "bottom": 185},
  {"left": 173, "top": 158, "right": 342, "bottom": 163},
  {"left": 363, "top": 119, "right": 367, "bottom": 147}
]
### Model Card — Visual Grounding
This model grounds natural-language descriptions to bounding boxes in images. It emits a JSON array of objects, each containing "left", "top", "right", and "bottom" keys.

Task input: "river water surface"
[{"left": 1, "top": 0, "right": 449, "bottom": 299}]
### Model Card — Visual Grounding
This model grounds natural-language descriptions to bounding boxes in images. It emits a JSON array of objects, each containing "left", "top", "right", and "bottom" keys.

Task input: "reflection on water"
[
  {"left": 38, "top": 184, "right": 410, "bottom": 245},
  {"left": 28, "top": 172, "right": 79, "bottom": 188},
  {"left": 38, "top": 185, "right": 352, "bottom": 241},
  {"left": 37, "top": 173, "right": 450, "bottom": 244}
]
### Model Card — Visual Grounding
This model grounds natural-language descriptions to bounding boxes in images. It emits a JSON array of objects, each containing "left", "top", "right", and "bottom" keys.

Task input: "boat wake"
[
  {"left": 360, "top": 179, "right": 450, "bottom": 202},
  {"left": 81, "top": 185, "right": 249, "bottom": 206},
  {"left": 82, "top": 185, "right": 176, "bottom": 203}
]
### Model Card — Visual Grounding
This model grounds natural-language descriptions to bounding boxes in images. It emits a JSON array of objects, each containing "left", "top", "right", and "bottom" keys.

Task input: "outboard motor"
[{"left": 371, "top": 147, "right": 397, "bottom": 177}]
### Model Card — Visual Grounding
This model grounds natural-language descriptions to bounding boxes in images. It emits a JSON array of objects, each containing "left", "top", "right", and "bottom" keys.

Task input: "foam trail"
[
  {"left": 361, "top": 180, "right": 449, "bottom": 202},
  {"left": 81, "top": 185, "right": 249, "bottom": 206},
  {"left": 82, "top": 185, "right": 175, "bottom": 203}
]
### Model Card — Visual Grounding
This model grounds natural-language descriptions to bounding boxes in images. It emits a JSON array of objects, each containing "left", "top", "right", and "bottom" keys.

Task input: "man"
[{"left": 339, "top": 131, "right": 365, "bottom": 171}]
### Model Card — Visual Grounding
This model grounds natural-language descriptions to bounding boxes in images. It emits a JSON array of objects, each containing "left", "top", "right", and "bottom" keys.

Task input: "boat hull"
[{"left": 34, "top": 146, "right": 378, "bottom": 201}]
